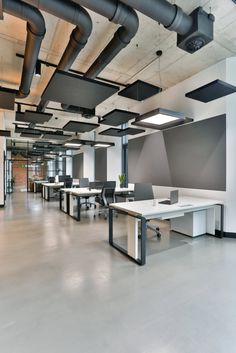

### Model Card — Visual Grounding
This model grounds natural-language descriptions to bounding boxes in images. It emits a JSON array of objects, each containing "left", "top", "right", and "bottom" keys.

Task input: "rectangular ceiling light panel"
[
  {"left": 118, "top": 80, "right": 161, "bottom": 101},
  {"left": 63, "top": 120, "right": 99, "bottom": 133},
  {"left": 133, "top": 108, "right": 186, "bottom": 130},
  {"left": 100, "top": 109, "right": 139, "bottom": 126},
  {"left": 42, "top": 133, "right": 71, "bottom": 141},
  {"left": 41, "top": 70, "right": 119, "bottom": 109},
  {"left": 185, "top": 79, "right": 236, "bottom": 102}
]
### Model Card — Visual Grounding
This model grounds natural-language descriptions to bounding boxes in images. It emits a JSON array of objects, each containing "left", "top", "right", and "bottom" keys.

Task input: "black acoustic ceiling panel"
[
  {"left": 20, "top": 130, "right": 42, "bottom": 138},
  {"left": 41, "top": 70, "right": 119, "bottom": 109},
  {"left": 0, "top": 129, "right": 11, "bottom": 137},
  {"left": 119, "top": 127, "right": 145, "bottom": 136},
  {"left": 63, "top": 120, "right": 99, "bottom": 133},
  {"left": 42, "top": 131, "right": 71, "bottom": 141},
  {"left": 118, "top": 80, "right": 161, "bottom": 101},
  {"left": 0, "top": 87, "right": 16, "bottom": 110},
  {"left": 15, "top": 111, "right": 52, "bottom": 124},
  {"left": 24, "top": 110, "right": 53, "bottom": 123},
  {"left": 100, "top": 109, "right": 139, "bottom": 126},
  {"left": 99, "top": 128, "right": 122, "bottom": 137},
  {"left": 185, "top": 79, "right": 236, "bottom": 102}
]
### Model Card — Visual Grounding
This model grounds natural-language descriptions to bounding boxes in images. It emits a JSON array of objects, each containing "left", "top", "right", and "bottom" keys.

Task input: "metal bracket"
[{"left": 0, "top": 0, "right": 3, "bottom": 20}]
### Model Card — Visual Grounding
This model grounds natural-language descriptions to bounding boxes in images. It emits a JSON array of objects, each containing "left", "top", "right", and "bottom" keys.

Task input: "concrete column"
[{"left": 0, "top": 112, "right": 6, "bottom": 206}]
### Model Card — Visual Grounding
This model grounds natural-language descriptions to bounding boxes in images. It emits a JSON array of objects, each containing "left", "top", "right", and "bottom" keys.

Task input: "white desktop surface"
[
  {"left": 61, "top": 186, "right": 134, "bottom": 196},
  {"left": 110, "top": 196, "right": 223, "bottom": 220}
]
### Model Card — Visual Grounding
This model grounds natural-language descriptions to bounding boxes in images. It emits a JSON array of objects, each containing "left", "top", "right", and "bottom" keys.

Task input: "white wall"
[
  {"left": 107, "top": 138, "right": 122, "bottom": 184},
  {"left": 83, "top": 146, "right": 95, "bottom": 181},
  {"left": 0, "top": 112, "right": 6, "bottom": 206},
  {"left": 129, "top": 59, "right": 236, "bottom": 232}
]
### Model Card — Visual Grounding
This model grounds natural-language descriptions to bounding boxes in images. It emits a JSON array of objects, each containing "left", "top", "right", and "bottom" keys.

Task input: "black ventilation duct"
[
  {"left": 64, "top": 0, "right": 139, "bottom": 114},
  {"left": 120, "top": 0, "right": 214, "bottom": 53},
  {"left": 23, "top": 0, "right": 92, "bottom": 111},
  {"left": 2, "top": 0, "right": 45, "bottom": 98}
]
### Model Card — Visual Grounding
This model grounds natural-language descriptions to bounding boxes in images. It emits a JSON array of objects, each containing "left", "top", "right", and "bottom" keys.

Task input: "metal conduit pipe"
[
  {"left": 72, "top": 0, "right": 139, "bottom": 79},
  {"left": 120, "top": 0, "right": 193, "bottom": 35},
  {"left": 23, "top": 0, "right": 92, "bottom": 110},
  {"left": 2, "top": 0, "right": 46, "bottom": 98}
]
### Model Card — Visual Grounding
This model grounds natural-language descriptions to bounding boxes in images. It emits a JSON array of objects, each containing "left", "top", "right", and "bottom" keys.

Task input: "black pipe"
[
  {"left": 120, "top": 0, "right": 193, "bottom": 36},
  {"left": 3, "top": 0, "right": 45, "bottom": 98},
  {"left": 23, "top": 0, "right": 92, "bottom": 110},
  {"left": 72, "top": 0, "right": 139, "bottom": 78}
]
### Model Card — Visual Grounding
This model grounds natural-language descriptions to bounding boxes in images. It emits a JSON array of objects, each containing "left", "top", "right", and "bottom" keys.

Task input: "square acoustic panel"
[
  {"left": 0, "top": 87, "right": 16, "bottom": 110},
  {"left": 41, "top": 70, "right": 119, "bottom": 109},
  {"left": 99, "top": 128, "right": 122, "bottom": 137},
  {"left": 0, "top": 129, "right": 11, "bottom": 137},
  {"left": 42, "top": 133, "right": 71, "bottom": 141},
  {"left": 63, "top": 120, "right": 99, "bottom": 133},
  {"left": 185, "top": 79, "right": 236, "bottom": 102},
  {"left": 15, "top": 111, "right": 52, "bottom": 124},
  {"left": 119, "top": 127, "right": 145, "bottom": 136},
  {"left": 100, "top": 109, "right": 139, "bottom": 126},
  {"left": 118, "top": 80, "right": 161, "bottom": 101}
]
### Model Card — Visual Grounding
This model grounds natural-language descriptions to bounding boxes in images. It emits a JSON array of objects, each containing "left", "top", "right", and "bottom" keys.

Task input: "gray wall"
[
  {"left": 72, "top": 153, "right": 84, "bottom": 179},
  {"left": 95, "top": 148, "right": 107, "bottom": 181},
  {"left": 128, "top": 115, "right": 226, "bottom": 191}
]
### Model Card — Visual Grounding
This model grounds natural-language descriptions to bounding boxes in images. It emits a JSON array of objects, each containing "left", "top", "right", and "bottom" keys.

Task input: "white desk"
[
  {"left": 42, "top": 182, "right": 79, "bottom": 201},
  {"left": 60, "top": 186, "right": 134, "bottom": 221},
  {"left": 33, "top": 180, "right": 47, "bottom": 193},
  {"left": 109, "top": 196, "right": 224, "bottom": 265}
]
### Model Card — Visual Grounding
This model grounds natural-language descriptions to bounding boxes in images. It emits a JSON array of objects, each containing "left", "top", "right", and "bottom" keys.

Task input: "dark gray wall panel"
[
  {"left": 128, "top": 115, "right": 226, "bottom": 191},
  {"left": 72, "top": 153, "right": 84, "bottom": 179},
  {"left": 128, "top": 132, "right": 172, "bottom": 185},
  {"left": 95, "top": 148, "right": 107, "bottom": 181},
  {"left": 163, "top": 115, "right": 226, "bottom": 190}
]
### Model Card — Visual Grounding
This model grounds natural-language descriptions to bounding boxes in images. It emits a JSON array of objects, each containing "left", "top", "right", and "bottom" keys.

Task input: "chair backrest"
[
  {"left": 64, "top": 178, "right": 73, "bottom": 188},
  {"left": 101, "top": 186, "right": 116, "bottom": 206},
  {"left": 59, "top": 175, "right": 66, "bottom": 182},
  {"left": 48, "top": 176, "right": 55, "bottom": 183},
  {"left": 104, "top": 181, "right": 116, "bottom": 188},
  {"left": 134, "top": 183, "right": 154, "bottom": 201},
  {"left": 79, "top": 177, "right": 89, "bottom": 188}
]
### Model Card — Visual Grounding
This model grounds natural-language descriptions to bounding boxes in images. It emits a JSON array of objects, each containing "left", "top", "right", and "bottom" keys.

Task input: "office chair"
[
  {"left": 48, "top": 176, "right": 55, "bottom": 183},
  {"left": 134, "top": 183, "right": 161, "bottom": 238},
  {"left": 64, "top": 177, "right": 73, "bottom": 188},
  {"left": 95, "top": 181, "right": 116, "bottom": 219},
  {"left": 79, "top": 178, "right": 96, "bottom": 209}
]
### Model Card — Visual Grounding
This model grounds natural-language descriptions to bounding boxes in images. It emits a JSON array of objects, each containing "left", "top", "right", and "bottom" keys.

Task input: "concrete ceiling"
[{"left": 1, "top": 0, "right": 236, "bottom": 142}]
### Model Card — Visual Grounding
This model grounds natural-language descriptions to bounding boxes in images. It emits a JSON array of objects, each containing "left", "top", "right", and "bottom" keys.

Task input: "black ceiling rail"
[{"left": 16, "top": 53, "right": 128, "bottom": 88}]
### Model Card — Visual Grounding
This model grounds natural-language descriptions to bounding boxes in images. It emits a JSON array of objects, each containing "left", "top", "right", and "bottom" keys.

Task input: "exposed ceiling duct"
[
  {"left": 23, "top": 0, "right": 93, "bottom": 111},
  {"left": 2, "top": 0, "right": 46, "bottom": 98},
  {"left": 120, "top": 0, "right": 214, "bottom": 53},
  {"left": 63, "top": 0, "right": 139, "bottom": 115}
]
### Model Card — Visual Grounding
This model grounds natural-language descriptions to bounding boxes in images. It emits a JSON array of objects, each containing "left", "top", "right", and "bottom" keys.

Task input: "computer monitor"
[{"left": 159, "top": 190, "right": 179, "bottom": 205}]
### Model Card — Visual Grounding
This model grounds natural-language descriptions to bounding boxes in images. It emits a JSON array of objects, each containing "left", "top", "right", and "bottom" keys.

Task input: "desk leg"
[
  {"left": 76, "top": 196, "right": 81, "bottom": 221},
  {"left": 59, "top": 191, "right": 62, "bottom": 210},
  {"left": 109, "top": 208, "right": 146, "bottom": 266},
  {"left": 69, "top": 194, "right": 74, "bottom": 217}
]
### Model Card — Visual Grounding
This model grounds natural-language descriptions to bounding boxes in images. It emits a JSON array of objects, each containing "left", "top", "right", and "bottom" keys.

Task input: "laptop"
[{"left": 159, "top": 190, "right": 179, "bottom": 205}]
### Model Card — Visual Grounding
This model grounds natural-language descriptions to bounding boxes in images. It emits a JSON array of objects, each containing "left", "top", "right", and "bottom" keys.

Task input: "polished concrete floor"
[{"left": 0, "top": 192, "right": 236, "bottom": 353}]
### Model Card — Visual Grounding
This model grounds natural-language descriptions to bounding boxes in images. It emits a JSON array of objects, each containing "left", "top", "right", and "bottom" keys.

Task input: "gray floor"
[{"left": 1, "top": 192, "right": 236, "bottom": 353}]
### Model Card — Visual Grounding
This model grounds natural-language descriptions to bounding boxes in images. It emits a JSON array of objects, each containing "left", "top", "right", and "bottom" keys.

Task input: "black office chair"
[
  {"left": 95, "top": 182, "right": 116, "bottom": 219},
  {"left": 134, "top": 183, "right": 161, "bottom": 238},
  {"left": 79, "top": 178, "right": 96, "bottom": 209},
  {"left": 64, "top": 177, "right": 73, "bottom": 188},
  {"left": 48, "top": 177, "right": 55, "bottom": 183}
]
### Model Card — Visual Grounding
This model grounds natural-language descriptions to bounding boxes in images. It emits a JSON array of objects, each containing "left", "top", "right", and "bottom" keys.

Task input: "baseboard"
[{"left": 215, "top": 229, "right": 236, "bottom": 238}]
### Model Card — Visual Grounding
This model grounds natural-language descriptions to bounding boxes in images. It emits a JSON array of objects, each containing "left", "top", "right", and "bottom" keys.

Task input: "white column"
[
  {"left": 0, "top": 112, "right": 6, "bottom": 206},
  {"left": 225, "top": 57, "right": 236, "bottom": 233}
]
